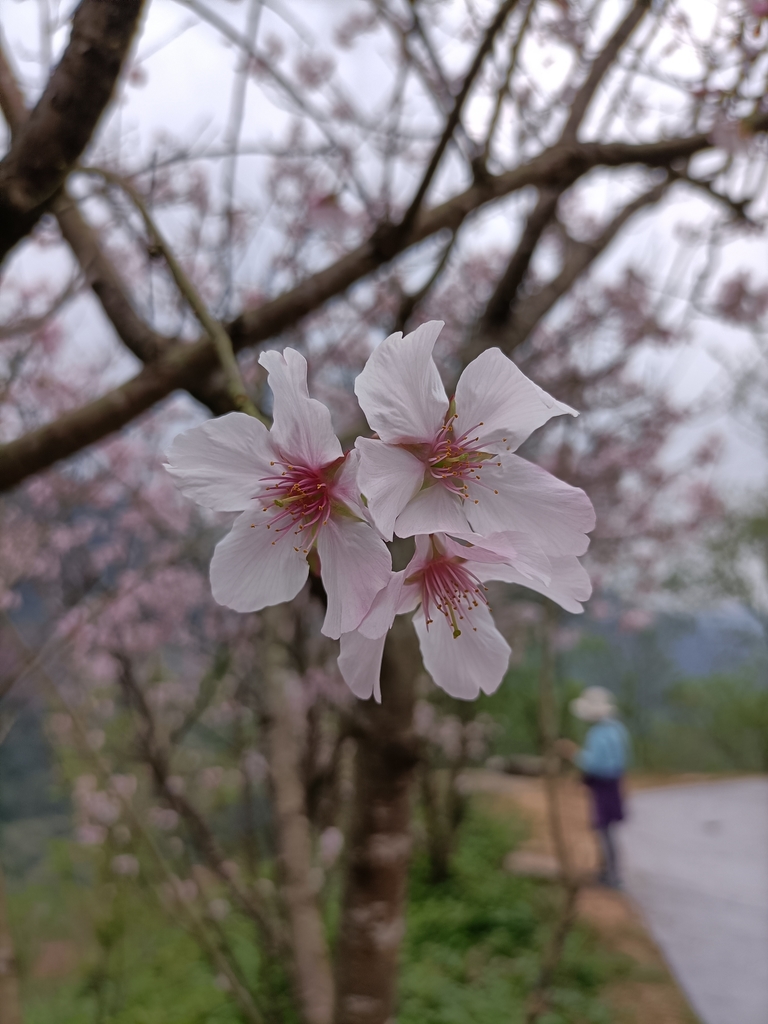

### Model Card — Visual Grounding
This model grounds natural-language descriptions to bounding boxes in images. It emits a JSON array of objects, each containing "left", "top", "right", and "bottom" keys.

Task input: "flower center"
[
  {"left": 427, "top": 414, "right": 494, "bottom": 496},
  {"left": 409, "top": 555, "right": 488, "bottom": 638},
  {"left": 256, "top": 462, "right": 333, "bottom": 550}
]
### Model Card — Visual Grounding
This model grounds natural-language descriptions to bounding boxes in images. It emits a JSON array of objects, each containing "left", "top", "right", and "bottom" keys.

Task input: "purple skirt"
[{"left": 583, "top": 774, "right": 625, "bottom": 829}]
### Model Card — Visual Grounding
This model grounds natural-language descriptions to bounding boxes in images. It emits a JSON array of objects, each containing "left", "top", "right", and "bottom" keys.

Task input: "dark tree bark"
[
  {"left": 0, "top": 0, "right": 147, "bottom": 262},
  {"left": 334, "top": 618, "right": 421, "bottom": 1024}
]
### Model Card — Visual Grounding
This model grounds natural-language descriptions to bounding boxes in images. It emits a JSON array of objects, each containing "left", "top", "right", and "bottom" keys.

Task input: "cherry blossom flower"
[
  {"left": 338, "top": 530, "right": 591, "bottom": 702},
  {"left": 165, "top": 348, "right": 391, "bottom": 638},
  {"left": 354, "top": 321, "right": 595, "bottom": 554}
]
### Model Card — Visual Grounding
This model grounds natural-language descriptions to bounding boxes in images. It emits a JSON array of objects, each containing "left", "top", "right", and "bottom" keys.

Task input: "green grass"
[
  {"left": 9, "top": 807, "right": 634, "bottom": 1023},
  {"left": 399, "top": 808, "right": 630, "bottom": 1024}
]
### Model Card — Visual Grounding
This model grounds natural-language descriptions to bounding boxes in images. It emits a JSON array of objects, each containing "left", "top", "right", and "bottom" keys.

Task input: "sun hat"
[{"left": 570, "top": 686, "right": 617, "bottom": 722}]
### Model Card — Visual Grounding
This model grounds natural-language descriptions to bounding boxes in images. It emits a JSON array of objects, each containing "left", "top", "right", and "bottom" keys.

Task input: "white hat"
[{"left": 570, "top": 686, "right": 617, "bottom": 722}]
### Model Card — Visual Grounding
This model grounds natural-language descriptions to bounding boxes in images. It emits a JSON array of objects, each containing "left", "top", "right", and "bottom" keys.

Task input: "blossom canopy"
[{"left": 164, "top": 347, "right": 391, "bottom": 638}]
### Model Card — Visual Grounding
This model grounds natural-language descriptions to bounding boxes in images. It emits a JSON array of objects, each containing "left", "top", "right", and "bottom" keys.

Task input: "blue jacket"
[{"left": 575, "top": 719, "right": 630, "bottom": 779}]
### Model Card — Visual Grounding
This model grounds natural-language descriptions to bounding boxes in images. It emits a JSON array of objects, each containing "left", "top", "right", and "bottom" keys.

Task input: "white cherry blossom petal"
[
  {"left": 338, "top": 631, "right": 386, "bottom": 702},
  {"left": 331, "top": 448, "right": 369, "bottom": 520},
  {"left": 317, "top": 517, "right": 392, "bottom": 639},
  {"left": 394, "top": 483, "right": 469, "bottom": 538},
  {"left": 466, "top": 454, "right": 595, "bottom": 556},
  {"left": 413, "top": 603, "right": 511, "bottom": 700},
  {"left": 165, "top": 413, "right": 277, "bottom": 511},
  {"left": 487, "top": 555, "right": 592, "bottom": 614},
  {"left": 455, "top": 347, "right": 576, "bottom": 450},
  {"left": 354, "top": 321, "right": 448, "bottom": 443},
  {"left": 358, "top": 570, "right": 406, "bottom": 639},
  {"left": 210, "top": 511, "right": 309, "bottom": 612},
  {"left": 440, "top": 531, "right": 552, "bottom": 585},
  {"left": 356, "top": 438, "right": 426, "bottom": 541},
  {"left": 259, "top": 348, "right": 342, "bottom": 467}
]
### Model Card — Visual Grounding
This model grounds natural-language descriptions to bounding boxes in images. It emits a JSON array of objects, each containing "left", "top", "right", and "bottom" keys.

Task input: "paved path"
[{"left": 620, "top": 778, "right": 768, "bottom": 1024}]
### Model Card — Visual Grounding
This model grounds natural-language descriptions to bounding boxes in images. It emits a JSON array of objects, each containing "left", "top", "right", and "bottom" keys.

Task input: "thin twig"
[
  {"left": 81, "top": 166, "right": 265, "bottom": 421},
  {"left": 399, "top": 0, "right": 521, "bottom": 234}
]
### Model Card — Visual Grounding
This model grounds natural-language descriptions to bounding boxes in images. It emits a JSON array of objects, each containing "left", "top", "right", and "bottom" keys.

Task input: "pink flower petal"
[
  {"left": 455, "top": 348, "right": 576, "bottom": 450},
  {"left": 316, "top": 517, "right": 392, "bottom": 639},
  {"left": 487, "top": 555, "right": 592, "bottom": 613},
  {"left": 356, "top": 438, "right": 426, "bottom": 541},
  {"left": 210, "top": 511, "right": 309, "bottom": 612},
  {"left": 394, "top": 483, "right": 469, "bottom": 538},
  {"left": 466, "top": 454, "right": 595, "bottom": 556},
  {"left": 165, "top": 413, "right": 276, "bottom": 511},
  {"left": 331, "top": 448, "right": 369, "bottom": 520},
  {"left": 440, "top": 531, "right": 552, "bottom": 585},
  {"left": 413, "top": 603, "right": 511, "bottom": 699},
  {"left": 357, "top": 570, "right": 407, "bottom": 639},
  {"left": 338, "top": 630, "right": 385, "bottom": 702},
  {"left": 259, "top": 348, "right": 343, "bottom": 467},
  {"left": 354, "top": 321, "right": 448, "bottom": 443}
]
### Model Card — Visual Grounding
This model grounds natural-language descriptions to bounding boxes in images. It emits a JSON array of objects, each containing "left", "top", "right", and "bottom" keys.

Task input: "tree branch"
[
  {"left": 0, "top": 0, "right": 148, "bottom": 262},
  {"left": 474, "top": 0, "right": 653, "bottom": 351},
  {"left": 560, "top": 0, "right": 652, "bottom": 143},
  {"left": 2, "top": 123, "right": 766, "bottom": 491},
  {"left": 0, "top": 35, "right": 235, "bottom": 411},
  {"left": 397, "top": 0, "right": 521, "bottom": 239},
  {"left": 114, "top": 653, "right": 280, "bottom": 952},
  {"left": 485, "top": 177, "right": 671, "bottom": 356},
  {"left": 85, "top": 167, "right": 265, "bottom": 420}
]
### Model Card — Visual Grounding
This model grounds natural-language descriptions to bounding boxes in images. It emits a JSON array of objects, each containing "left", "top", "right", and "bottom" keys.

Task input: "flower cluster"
[{"left": 165, "top": 322, "right": 595, "bottom": 700}]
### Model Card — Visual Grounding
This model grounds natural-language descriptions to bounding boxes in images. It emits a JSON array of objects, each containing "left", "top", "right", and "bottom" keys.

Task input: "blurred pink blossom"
[
  {"left": 319, "top": 826, "right": 344, "bottom": 868},
  {"left": 111, "top": 854, "right": 140, "bottom": 877}
]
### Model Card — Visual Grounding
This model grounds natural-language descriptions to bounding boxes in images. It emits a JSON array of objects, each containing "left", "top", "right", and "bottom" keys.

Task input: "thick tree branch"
[
  {"left": 0, "top": 31, "right": 27, "bottom": 131},
  {"left": 2, "top": 123, "right": 767, "bottom": 491},
  {"left": 0, "top": 0, "right": 147, "bottom": 262}
]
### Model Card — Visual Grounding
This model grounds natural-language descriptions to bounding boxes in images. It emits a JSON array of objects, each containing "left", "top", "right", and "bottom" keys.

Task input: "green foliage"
[
  {"left": 14, "top": 876, "right": 250, "bottom": 1024},
  {"left": 647, "top": 673, "right": 768, "bottom": 772},
  {"left": 13, "top": 806, "right": 640, "bottom": 1024},
  {"left": 399, "top": 809, "right": 630, "bottom": 1024},
  {"left": 475, "top": 657, "right": 584, "bottom": 757}
]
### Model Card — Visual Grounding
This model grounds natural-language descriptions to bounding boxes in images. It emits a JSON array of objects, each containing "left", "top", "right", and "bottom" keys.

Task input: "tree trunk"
[
  {"left": 0, "top": 862, "right": 22, "bottom": 1024},
  {"left": 334, "top": 618, "right": 420, "bottom": 1024},
  {"left": 262, "top": 609, "right": 335, "bottom": 1024}
]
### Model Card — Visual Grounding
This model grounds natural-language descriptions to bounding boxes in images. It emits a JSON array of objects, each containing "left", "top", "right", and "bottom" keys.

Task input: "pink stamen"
[
  {"left": 409, "top": 553, "right": 488, "bottom": 638},
  {"left": 255, "top": 461, "right": 333, "bottom": 548},
  {"left": 426, "top": 414, "right": 498, "bottom": 498}
]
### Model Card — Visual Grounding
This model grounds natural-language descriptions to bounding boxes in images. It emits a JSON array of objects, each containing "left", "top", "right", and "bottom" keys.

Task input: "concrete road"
[{"left": 619, "top": 778, "right": 768, "bottom": 1024}]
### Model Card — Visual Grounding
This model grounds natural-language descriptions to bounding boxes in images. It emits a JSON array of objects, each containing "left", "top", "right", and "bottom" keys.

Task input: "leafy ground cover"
[{"left": 8, "top": 805, "right": 642, "bottom": 1024}]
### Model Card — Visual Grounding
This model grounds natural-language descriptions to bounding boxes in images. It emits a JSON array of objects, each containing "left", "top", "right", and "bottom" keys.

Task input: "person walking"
[{"left": 556, "top": 686, "right": 631, "bottom": 888}]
